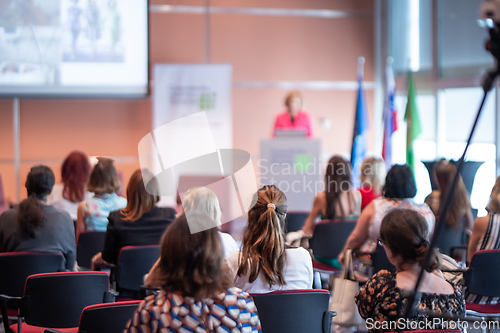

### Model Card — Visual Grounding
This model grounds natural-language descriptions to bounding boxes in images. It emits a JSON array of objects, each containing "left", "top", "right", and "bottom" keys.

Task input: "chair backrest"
[
  {"left": 309, "top": 220, "right": 357, "bottom": 259},
  {"left": 77, "top": 231, "right": 107, "bottom": 269},
  {"left": 372, "top": 243, "right": 396, "bottom": 274},
  {"left": 251, "top": 289, "right": 331, "bottom": 333},
  {"left": 0, "top": 252, "right": 64, "bottom": 298},
  {"left": 285, "top": 211, "right": 309, "bottom": 233},
  {"left": 464, "top": 249, "right": 500, "bottom": 297},
  {"left": 78, "top": 300, "right": 141, "bottom": 333},
  {"left": 116, "top": 245, "right": 160, "bottom": 291},
  {"left": 435, "top": 217, "right": 466, "bottom": 256},
  {"left": 22, "top": 271, "right": 111, "bottom": 328}
]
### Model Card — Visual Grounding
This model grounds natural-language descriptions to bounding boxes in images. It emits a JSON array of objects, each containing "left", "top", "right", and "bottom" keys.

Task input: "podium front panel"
[{"left": 260, "top": 138, "right": 321, "bottom": 211}]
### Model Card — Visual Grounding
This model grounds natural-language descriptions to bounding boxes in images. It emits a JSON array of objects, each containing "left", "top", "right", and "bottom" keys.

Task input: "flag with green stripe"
[{"left": 404, "top": 71, "right": 422, "bottom": 173}]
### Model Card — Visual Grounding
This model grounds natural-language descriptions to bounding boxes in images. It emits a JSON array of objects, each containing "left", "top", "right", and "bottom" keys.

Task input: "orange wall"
[{"left": 0, "top": 0, "right": 374, "bottom": 204}]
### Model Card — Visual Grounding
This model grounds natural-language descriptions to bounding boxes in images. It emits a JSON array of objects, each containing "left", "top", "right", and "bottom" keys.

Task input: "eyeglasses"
[{"left": 377, "top": 237, "right": 385, "bottom": 246}]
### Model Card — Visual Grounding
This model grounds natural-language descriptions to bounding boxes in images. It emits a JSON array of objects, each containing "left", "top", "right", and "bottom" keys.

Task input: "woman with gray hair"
[{"left": 145, "top": 187, "right": 239, "bottom": 287}]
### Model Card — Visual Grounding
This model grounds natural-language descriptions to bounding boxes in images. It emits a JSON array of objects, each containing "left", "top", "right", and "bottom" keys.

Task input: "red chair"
[
  {"left": 463, "top": 249, "right": 500, "bottom": 332},
  {"left": 45, "top": 300, "right": 141, "bottom": 333},
  {"left": 0, "top": 271, "right": 113, "bottom": 333},
  {"left": 0, "top": 252, "right": 64, "bottom": 324},
  {"left": 251, "top": 289, "right": 334, "bottom": 333}
]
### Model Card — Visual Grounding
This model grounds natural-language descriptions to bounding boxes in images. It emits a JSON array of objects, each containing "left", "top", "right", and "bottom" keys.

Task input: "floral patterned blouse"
[
  {"left": 125, "top": 288, "right": 261, "bottom": 333},
  {"left": 355, "top": 270, "right": 465, "bottom": 333}
]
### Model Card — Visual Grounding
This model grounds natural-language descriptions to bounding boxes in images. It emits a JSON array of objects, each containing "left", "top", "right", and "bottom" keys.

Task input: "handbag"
[{"left": 330, "top": 249, "right": 364, "bottom": 327}]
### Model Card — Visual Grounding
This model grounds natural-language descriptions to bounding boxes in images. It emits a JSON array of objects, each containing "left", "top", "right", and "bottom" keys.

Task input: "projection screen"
[{"left": 0, "top": 0, "right": 148, "bottom": 97}]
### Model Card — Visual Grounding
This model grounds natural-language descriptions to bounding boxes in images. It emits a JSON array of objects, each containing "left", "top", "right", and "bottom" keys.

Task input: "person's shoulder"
[
  {"left": 45, "top": 205, "right": 72, "bottom": 222},
  {"left": 155, "top": 206, "right": 177, "bottom": 218},
  {"left": 370, "top": 269, "right": 395, "bottom": 284},
  {"left": 285, "top": 247, "right": 312, "bottom": 264},
  {"left": 225, "top": 250, "right": 240, "bottom": 262},
  {"left": 107, "top": 209, "right": 123, "bottom": 222},
  {"left": 0, "top": 207, "right": 18, "bottom": 225}
]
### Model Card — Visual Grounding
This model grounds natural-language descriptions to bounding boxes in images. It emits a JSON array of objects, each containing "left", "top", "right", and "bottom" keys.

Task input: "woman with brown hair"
[
  {"left": 47, "top": 151, "right": 92, "bottom": 220},
  {"left": 425, "top": 160, "right": 473, "bottom": 230},
  {"left": 90, "top": 169, "right": 176, "bottom": 267},
  {"left": 355, "top": 209, "right": 465, "bottom": 332},
  {"left": 225, "top": 185, "right": 313, "bottom": 293},
  {"left": 286, "top": 155, "right": 361, "bottom": 252},
  {"left": 125, "top": 213, "right": 261, "bottom": 333},
  {"left": 76, "top": 158, "right": 126, "bottom": 242}
]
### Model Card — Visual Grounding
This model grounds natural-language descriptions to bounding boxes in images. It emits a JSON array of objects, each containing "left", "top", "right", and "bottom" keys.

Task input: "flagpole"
[{"left": 357, "top": 56, "right": 365, "bottom": 81}]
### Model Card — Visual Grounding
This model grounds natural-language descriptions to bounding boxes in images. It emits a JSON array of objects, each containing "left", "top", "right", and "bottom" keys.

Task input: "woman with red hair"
[{"left": 48, "top": 151, "right": 91, "bottom": 220}]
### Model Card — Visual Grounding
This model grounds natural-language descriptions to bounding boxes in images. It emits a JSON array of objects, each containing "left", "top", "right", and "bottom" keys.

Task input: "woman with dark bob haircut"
[
  {"left": 338, "top": 164, "right": 435, "bottom": 265},
  {"left": 355, "top": 209, "right": 465, "bottom": 333},
  {"left": 0, "top": 165, "right": 76, "bottom": 270},
  {"left": 125, "top": 213, "right": 261, "bottom": 333}
]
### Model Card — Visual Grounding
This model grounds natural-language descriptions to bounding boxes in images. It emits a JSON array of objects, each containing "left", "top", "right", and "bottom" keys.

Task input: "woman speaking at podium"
[{"left": 273, "top": 90, "right": 314, "bottom": 137}]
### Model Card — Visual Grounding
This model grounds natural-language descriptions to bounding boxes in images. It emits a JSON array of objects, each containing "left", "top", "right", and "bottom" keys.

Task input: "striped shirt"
[{"left": 465, "top": 213, "right": 500, "bottom": 304}]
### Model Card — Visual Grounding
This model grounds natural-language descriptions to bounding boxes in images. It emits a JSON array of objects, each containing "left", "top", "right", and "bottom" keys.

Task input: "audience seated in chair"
[
  {"left": 467, "top": 174, "right": 500, "bottom": 304},
  {"left": 125, "top": 213, "right": 261, "bottom": 333},
  {"left": 47, "top": 151, "right": 92, "bottom": 221},
  {"left": 425, "top": 159, "right": 473, "bottom": 231},
  {"left": 90, "top": 169, "right": 176, "bottom": 269},
  {"left": 355, "top": 209, "right": 465, "bottom": 333},
  {"left": 146, "top": 186, "right": 239, "bottom": 287},
  {"left": 76, "top": 158, "right": 126, "bottom": 243},
  {"left": 287, "top": 156, "right": 361, "bottom": 247},
  {"left": 359, "top": 156, "right": 386, "bottom": 210},
  {"left": 225, "top": 185, "right": 313, "bottom": 293},
  {"left": 0, "top": 165, "right": 76, "bottom": 270},
  {"left": 338, "top": 164, "right": 435, "bottom": 266}
]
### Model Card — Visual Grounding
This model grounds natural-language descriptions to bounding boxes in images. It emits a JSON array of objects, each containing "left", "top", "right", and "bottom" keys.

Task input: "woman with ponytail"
[
  {"left": 225, "top": 185, "right": 313, "bottom": 293},
  {"left": 0, "top": 166, "right": 76, "bottom": 270},
  {"left": 355, "top": 209, "right": 465, "bottom": 332}
]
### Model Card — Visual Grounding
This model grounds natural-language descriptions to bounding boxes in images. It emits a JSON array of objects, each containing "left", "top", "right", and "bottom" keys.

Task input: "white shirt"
[
  {"left": 47, "top": 184, "right": 92, "bottom": 220},
  {"left": 225, "top": 247, "right": 313, "bottom": 294},
  {"left": 219, "top": 231, "right": 240, "bottom": 257}
]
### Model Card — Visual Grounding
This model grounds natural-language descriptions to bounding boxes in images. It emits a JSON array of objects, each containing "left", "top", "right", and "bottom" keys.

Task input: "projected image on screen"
[
  {"left": 0, "top": 0, "right": 148, "bottom": 97},
  {"left": 61, "top": 0, "right": 124, "bottom": 63}
]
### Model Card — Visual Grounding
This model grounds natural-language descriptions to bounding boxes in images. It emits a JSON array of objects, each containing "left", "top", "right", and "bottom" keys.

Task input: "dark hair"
[
  {"left": 87, "top": 158, "right": 121, "bottom": 194},
  {"left": 324, "top": 155, "right": 353, "bottom": 219},
  {"left": 61, "top": 151, "right": 90, "bottom": 203},
  {"left": 120, "top": 169, "right": 159, "bottom": 221},
  {"left": 380, "top": 209, "right": 440, "bottom": 272},
  {"left": 382, "top": 164, "right": 417, "bottom": 199},
  {"left": 18, "top": 165, "right": 55, "bottom": 239},
  {"left": 434, "top": 160, "right": 471, "bottom": 230},
  {"left": 156, "top": 213, "right": 232, "bottom": 300},
  {"left": 238, "top": 185, "right": 288, "bottom": 288}
]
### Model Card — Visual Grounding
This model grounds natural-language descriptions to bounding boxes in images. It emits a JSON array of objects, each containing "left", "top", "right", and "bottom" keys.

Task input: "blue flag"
[{"left": 350, "top": 76, "right": 369, "bottom": 188}]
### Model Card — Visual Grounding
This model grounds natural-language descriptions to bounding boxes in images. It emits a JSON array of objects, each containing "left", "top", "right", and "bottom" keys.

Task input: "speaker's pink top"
[{"left": 273, "top": 110, "right": 313, "bottom": 137}]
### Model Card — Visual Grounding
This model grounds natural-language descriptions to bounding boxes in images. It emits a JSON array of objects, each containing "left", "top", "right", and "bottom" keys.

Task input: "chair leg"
[
  {"left": 17, "top": 316, "right": 21, "bottom": 333},
  {"left": 314, "top": 271, "right": 322, "bottom": 289}
]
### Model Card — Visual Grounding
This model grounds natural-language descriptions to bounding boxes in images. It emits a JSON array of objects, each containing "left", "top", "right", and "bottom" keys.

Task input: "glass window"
[
  {"left": 437, "top": 0, "right": 493, "bottom": 77},
  {"left": 389, "top": 0, "right": 432, "bottom": 75}
]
